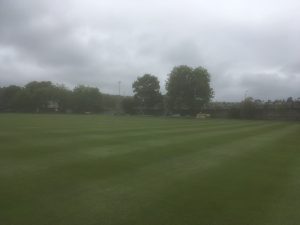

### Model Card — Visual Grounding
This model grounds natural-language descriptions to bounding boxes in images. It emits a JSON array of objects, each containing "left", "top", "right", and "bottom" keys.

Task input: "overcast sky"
[{"left": 0, "top": 0, "right": 299, "bottom": 101}]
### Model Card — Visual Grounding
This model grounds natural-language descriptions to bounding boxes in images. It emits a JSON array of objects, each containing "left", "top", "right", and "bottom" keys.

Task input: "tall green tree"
[
  {"left": 132, "top": 74, "right": 162, "bottom": 114},
  {"left": 0, "top": 85, "right": 22, "bottom": 111},
  {"left": 24, "top": 81, "right": 58, "bottom": 112},
  {"left": 53, "top": 84, "right": 72, "bottom": 112},
  {"left": 166, "top": 65, "right": 213, "bottom": 115},
  {"left": 72, "top": 85, "right": 102, "bottom": 113}
]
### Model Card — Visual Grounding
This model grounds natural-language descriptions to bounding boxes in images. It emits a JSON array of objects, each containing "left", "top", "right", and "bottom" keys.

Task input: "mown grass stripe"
[{"left": 1, "top": 114, "right": 300, "bottom": 225}]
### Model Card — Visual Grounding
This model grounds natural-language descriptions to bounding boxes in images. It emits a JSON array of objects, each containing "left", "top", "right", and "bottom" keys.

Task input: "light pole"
[
  {"left": 244, "top": 90, "right": 248, "bottom": 100},
  {"left": 118, "top": 81, "right": 121, "bottom": 96}
]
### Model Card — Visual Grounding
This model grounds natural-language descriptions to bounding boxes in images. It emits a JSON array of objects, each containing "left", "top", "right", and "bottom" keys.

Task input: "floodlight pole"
[
  {"left": 244, "top": 90, "right": 248, "bottom": 100},
  {"left": 118, "top": 81, "right": 121, "bottom": 96}
]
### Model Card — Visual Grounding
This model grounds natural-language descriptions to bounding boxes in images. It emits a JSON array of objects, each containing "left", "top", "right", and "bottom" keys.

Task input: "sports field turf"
[{"left": 1, "top": 114, "right": 300, "bottom": 225}]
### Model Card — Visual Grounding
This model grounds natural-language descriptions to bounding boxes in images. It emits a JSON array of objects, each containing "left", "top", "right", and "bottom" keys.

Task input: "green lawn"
[{"left": 1, "top": 114, "right": 300, "bottom": 225}]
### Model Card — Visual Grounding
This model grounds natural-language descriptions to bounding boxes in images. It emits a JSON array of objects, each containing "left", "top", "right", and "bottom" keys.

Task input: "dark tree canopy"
[
  {"left": 0, "top": 85, "right": 22, "bottom": 111},
  {"left": 121, "top": 97, "right": 136, "bottom": 114},
  {"left": 132, "top": 74, "right": 163, "bottom": 114},
  {"left": 25, "top": 81, "right": 58, "bottom": 111},
  {"left": 0, "top": 81, "right": 102, "bottom": 113},
  {"left": 72, "top": 85, "right": 102, "bottom": 113},
  {"left": 1, "top": 76, "right": 300, "bottom": 120},
  {"left": 166, "top": 65, "right": 213, "bottom": 115}
]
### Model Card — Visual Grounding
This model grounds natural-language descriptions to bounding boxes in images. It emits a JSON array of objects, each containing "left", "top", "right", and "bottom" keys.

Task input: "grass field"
[{"left": 1, "top": 114, "right": 300, "bottom": 225}]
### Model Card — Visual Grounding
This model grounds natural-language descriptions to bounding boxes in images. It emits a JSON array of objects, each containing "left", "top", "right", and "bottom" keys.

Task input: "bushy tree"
[
  {"left": 132, "top": 74, "right": 163, "bottom": 114},
  {"left": 72, "top": 85, "right": 102, "bottom": 113},
  {"left": 0, "top": 81, "right": 104, "bottom": 113},
  {"left": 24, "top": 81, "right": 57, "bottom": 112},
  {"left": 53, "top": 84, "right": 72, "bottom": 112},
  {"left": 0, "top": 85, "right": 22, "bottom": 111},
  {"left": 166, "top": 65, "right": 213, "bottom": 115},
  {"left": 121, "top": 97, "right": 136, "bottom": 114}
]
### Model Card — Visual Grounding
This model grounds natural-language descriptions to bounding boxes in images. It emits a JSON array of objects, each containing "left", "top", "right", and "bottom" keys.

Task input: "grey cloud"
[
  {"left": 281, "top": 62, "right": 300, "bottom": 76},
  {"left": 0, "top": 0, "right": 300, "bottom": 100}
]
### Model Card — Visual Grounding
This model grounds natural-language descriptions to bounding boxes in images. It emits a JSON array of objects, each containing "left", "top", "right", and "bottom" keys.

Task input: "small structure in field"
[
  {"left": 47, "top": 100, "right": 59, "bottom": 112},
  {"left": 196, "top": 112, "right": 211, "bottom": 119}
]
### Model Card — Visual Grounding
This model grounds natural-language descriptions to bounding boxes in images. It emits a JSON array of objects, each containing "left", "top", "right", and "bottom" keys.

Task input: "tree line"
[
  {"left": 204, "top": 97, "right": 300, "bottom": 120},
  {"left": 0, "top": 81, "right": 105, "bottom": 113},
  {"left": 1, "top": 64, "right": 299, "bottom": 120},
  {"left": 0, "top": 65, "right": 214, "bottom": 115}
]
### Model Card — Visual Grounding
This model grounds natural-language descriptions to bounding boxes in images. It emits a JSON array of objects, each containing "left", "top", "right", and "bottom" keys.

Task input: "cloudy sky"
[{"left": 0, "top": 0, "right": 299, "bottom": 101}]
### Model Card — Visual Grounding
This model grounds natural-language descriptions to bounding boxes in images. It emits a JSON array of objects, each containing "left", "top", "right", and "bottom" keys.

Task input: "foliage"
[
  {"left": 0, "top": 81, "right": 102, "bottom": 113},
  {"left": 204, "top": 97, "right": 300, "bottom": 120},
  {"left": 72, "top": 85, "right": 102, "bottom": 113},
  {"left": 132, "top": 74, "right": 163, "bottom": 114},
  {"left": 166, "top": 65, "right": 213, "bottom": 115},
  {"left": 1, "top": 70, "right": 299, "bottom": 120},
  {"left": 240, "top": 97, "right": 258, "bottom": 119},
  {"left": 121, "top": 97, "right": 137, "bottom": 114},
  {"left": 102, "top": 94, "right": 121, "bottom": 111},
  {"left": 0, "top": 85, "right": 21, "bottom": 111}
]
